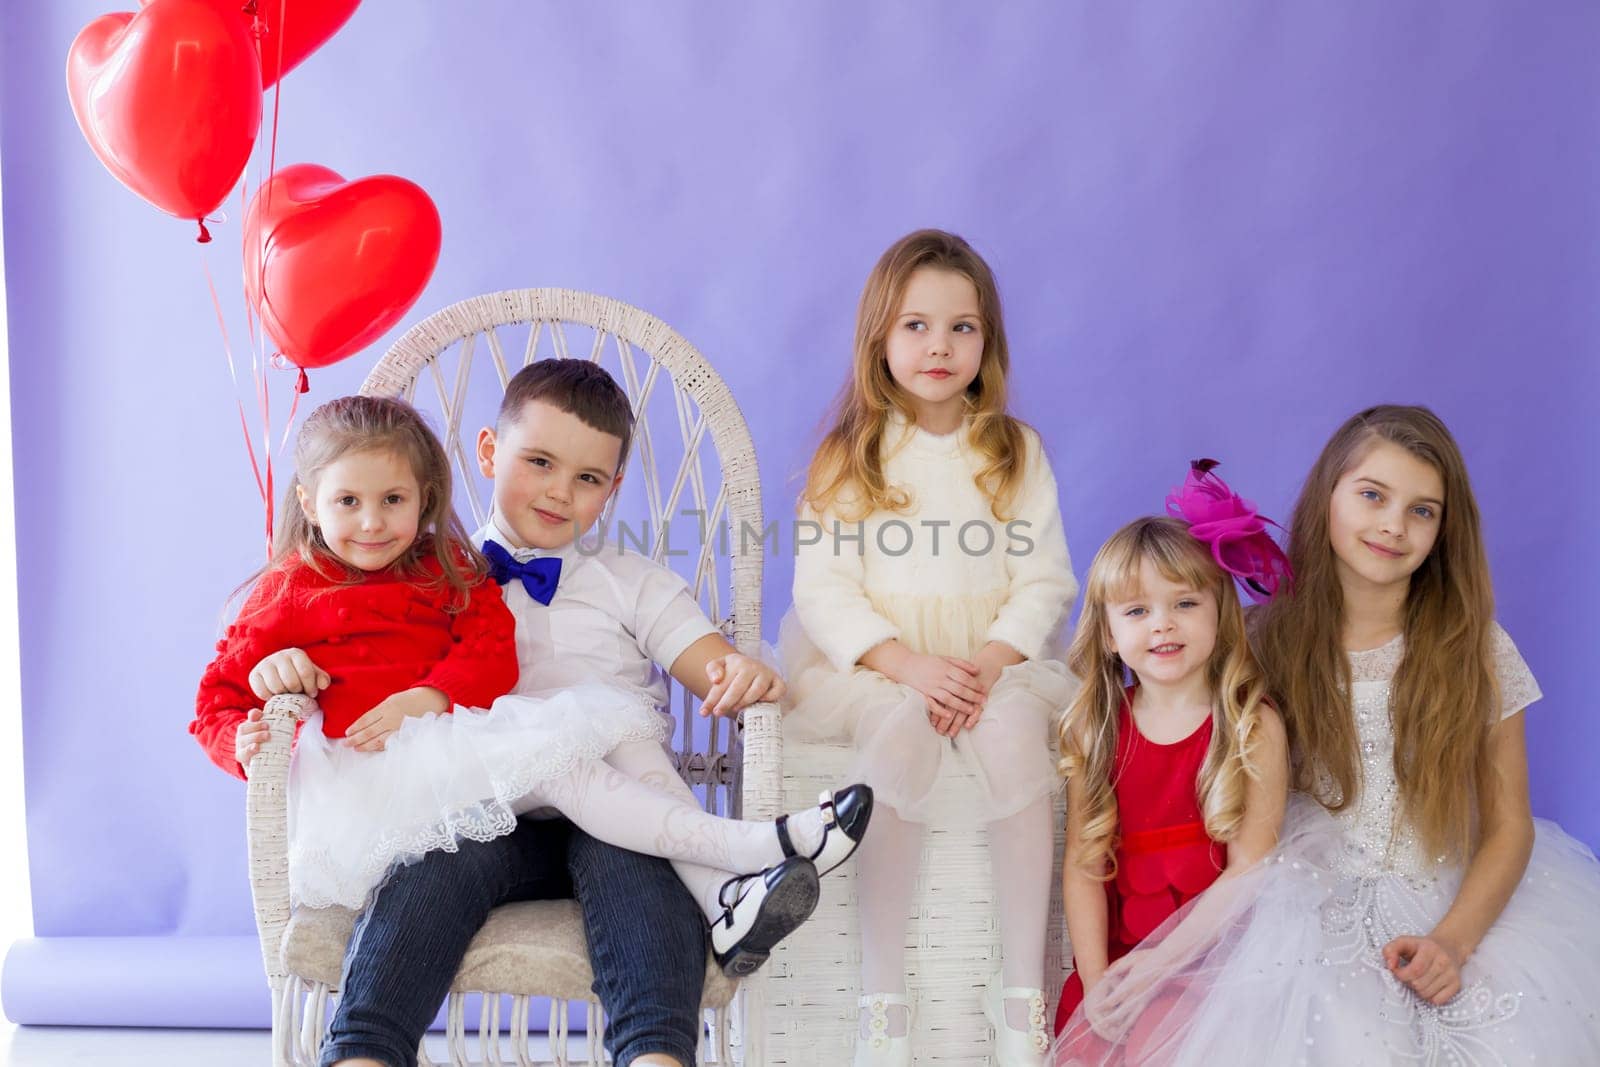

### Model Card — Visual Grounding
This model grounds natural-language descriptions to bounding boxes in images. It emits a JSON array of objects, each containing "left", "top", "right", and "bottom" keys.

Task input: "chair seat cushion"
[{"left": 281, "top": 899, "right": 737, "bottom": 1007}]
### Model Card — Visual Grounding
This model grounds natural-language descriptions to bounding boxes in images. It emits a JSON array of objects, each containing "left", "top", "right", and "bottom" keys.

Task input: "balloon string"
[
  {"left": 244, "top": 2, "right": 284, "bottom": 553},
  {"left": 244, "top": 0, "right": 286, "bottom": 402},
  {"left": 241, "top": 181, "right": 260, "bottom": 359},
  {"left": 246, "top": 5, "right": 268, "bottom": 367},
  {"left": 234, "top": 48, "right": 268, "bottom": 558},
  {"left": 268, "top": 0, "right": 285, "bottom": 184},
  {"left": 262, "top": 356, "right": 273, "bottom": 553},
  {"left": 201, "top": 250, "right": 272, "bottom": 557}
]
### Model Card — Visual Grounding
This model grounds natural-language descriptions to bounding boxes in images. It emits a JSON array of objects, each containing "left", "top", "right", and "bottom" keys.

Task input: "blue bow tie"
[{"left": 483, "top": 539, "right": 562, "bottom": 605}]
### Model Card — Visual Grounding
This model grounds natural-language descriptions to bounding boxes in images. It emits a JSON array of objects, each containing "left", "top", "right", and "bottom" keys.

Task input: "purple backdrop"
[{"left": 2, "top": 0, "right": 1596, "bottom": 1026}]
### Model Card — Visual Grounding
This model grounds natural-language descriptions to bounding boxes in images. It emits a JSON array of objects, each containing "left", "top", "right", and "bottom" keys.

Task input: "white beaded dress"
[{"left": 1053, "top": 625, "right": 1600, "bottom": 1066}]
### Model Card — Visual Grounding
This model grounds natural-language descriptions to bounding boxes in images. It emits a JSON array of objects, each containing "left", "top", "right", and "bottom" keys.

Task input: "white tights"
[
  {"left": 512, "top": 740, "right": 819, "bottom": 924},
  {"left": 597, "top": 739, "right": 745, "bottom": 921},
  {"left": 856, "top": 694, "right": 1056, "bottom": 1035}
]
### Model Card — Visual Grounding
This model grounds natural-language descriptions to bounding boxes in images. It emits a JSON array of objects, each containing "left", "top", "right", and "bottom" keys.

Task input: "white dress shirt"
[{"left": 473, "top": 514, "right": 720, "bottom": 708}]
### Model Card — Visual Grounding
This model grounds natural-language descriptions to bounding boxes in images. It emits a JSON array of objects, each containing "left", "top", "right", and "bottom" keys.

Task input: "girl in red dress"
[
  {"left": 1052, "top": 463, "right": 1291, "bottom": 1056},
  {"left": 192, "top": 395, "right": 867, "bottom": 918}
]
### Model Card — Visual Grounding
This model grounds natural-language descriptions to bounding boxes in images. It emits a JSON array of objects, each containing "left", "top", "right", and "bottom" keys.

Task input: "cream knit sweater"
[{"left": 792, "top": 416, "right": 1077, "bottom": 671}]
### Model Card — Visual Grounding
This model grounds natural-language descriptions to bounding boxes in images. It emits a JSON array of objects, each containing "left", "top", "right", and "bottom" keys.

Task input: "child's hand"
[
  {"left": 1080, "top": 947, "right": 1152, "bottom": 1041},
  {"left": 1383, "top": 934, "right": 1463, "bottom": 1004},
  {"left": 1080, "top": 967, "right": 1123, "bottom": 1041},
  {"left": 234, "top": 707, "right": 270, "bottom": 774},
  {"left": 249, "top": 648, "right": 331, "bottom": 701},
  {"left": 956, "top": 642, "right": 1024, "bottom": 731},
  {"left": 346, "top": 687, "right": 448, "bottom": 752},
  {"left": 971, "top": 657, "right": 1004, "bottom": 700},
  {"left": 700, "top": 653, "right": 785, "bottom": 718},
  {"left": 894, "top": 652, "right": 984, "bottom": 737}
]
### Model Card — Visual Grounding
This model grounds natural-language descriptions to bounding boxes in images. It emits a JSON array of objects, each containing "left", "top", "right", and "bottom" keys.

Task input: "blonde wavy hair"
[
  {"left": 1057, "top": 517, "right": 1271, "bottom": 879},
  {"left": 1253, "top": 405, "right": 1498, "bottom": 861},
  {"left": 801, "top": 229, "right": 1030, "bottom": 521}
]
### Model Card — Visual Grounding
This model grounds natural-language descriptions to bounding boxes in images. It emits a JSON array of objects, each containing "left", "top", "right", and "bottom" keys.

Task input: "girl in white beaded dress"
[
  {"left": 1056, "top": 405, "right": 1600, "bottom": 1065},
  {"left": 780, "top": 229, "right": 1077, "bottom": 1066}
]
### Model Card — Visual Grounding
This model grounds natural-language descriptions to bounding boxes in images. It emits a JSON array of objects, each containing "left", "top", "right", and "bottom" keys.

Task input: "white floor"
[{"left": 0, "top": 1022, "right": 587, "bottom": 1065}]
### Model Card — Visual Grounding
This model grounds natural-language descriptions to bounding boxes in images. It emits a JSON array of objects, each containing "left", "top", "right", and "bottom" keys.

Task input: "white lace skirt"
[
  {"left": 778, "top": 597, "right": 1073, "bottom": 823},
  {"left": 1054, "top": 795, "right": 1600, "bottom": 1066},
  {"left": 287, "top": 685, "right": 669, "bottom": 910}
]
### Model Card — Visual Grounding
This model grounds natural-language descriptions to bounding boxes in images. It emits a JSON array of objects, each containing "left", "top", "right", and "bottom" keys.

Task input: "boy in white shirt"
[{"left": 320, "top": 359, "right": 871, "bottom": 1067}]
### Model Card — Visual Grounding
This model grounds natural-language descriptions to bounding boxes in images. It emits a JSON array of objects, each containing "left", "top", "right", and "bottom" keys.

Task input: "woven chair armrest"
[
  {"left": 738, "top": 700, "right": 784, "bottom": 821},
  {"left": 245, "top": 693, "right": 316, "bottom": 981}
]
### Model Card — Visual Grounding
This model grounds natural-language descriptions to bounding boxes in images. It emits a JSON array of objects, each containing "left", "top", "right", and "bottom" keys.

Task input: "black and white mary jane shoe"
[
  {"left": 778, "top": 784, "right": 874, "bottom": 877},
  {"left": 711, "top": 855, "right": 821, "bottom": 977}
]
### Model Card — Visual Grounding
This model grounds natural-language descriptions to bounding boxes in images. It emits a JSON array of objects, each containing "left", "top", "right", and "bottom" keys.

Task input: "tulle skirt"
[
  {"left": 287, "top": 684, "right": 669, "bottom": 910},
  {"left": 778, "top": 601, "right": 1073, "bottom": 823},
  {"left": 1054, "top": 795, "right": 1600, "bottom": 1066}
]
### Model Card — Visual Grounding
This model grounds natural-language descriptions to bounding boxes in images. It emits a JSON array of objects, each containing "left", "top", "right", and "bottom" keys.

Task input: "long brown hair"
[
  {"left": 1058, "top": 517, "right": 1271, "bottom": 878},
  {"left": 801, "top": 229, "right": 1030, "bottom": 521},
  {"left": 244, "top": 396, "right": 486, "bottom": 612},
  {"left": 1254, "top": 404, "right": 1497, "bottom": 860}
]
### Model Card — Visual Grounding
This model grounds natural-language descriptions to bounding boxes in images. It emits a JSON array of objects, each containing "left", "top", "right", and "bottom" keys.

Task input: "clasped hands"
[{"left": 866, "top": 640, "right": 1022, "bottom": 738}]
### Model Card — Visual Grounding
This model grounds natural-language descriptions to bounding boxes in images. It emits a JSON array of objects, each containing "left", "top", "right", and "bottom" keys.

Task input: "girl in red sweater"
[{"left": 194, "top": 396, "right": 870, "bottom": 925}]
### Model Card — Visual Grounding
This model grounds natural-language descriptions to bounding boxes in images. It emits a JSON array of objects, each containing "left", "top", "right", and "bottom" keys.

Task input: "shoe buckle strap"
[
  {"left": 775, "top": 814, "right": 796, "bottom": 857},
  {"left": 716, "top": 873, "right": 750, "bottom": 916},
  {"left": 818, "top": 789, "right": 837, "bottom": 828}
]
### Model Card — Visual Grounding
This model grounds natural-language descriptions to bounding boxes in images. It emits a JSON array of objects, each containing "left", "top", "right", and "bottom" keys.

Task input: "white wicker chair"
[{"left": 243, "top": 289, "right": 785, "bottom": 1066}]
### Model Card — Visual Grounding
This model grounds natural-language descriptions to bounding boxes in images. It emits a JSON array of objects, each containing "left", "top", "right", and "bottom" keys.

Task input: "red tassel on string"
[{"left": 278, "top": 364, "right": 309, "bottom": 453}]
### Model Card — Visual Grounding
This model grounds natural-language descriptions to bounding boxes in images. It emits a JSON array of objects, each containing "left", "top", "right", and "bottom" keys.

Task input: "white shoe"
[
  {"left": 981, "top": 971, "right": 1049, "bottom": 1066},
  {"left": 853, "top": 992, "right": 912, "bottom": 1067},
  {"left": 710, "top": 855, "right": 820, "bottom": 977},
  {"left": 778, "top": 784, "right": 875, "bottom": 876}
]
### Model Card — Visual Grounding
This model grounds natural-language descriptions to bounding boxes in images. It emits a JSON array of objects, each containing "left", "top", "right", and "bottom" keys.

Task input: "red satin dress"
[{"left": 1054, "top": 690, "right": 1226, "bottom": 1035}]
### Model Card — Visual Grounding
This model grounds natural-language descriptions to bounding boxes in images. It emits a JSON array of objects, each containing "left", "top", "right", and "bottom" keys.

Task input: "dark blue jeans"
[{"left": 319, "top": 817, "right": 707, "bottom": 1067}]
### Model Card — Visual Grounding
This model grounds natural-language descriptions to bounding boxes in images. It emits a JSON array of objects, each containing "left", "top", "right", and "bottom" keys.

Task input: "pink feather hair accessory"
[{"left": 1165, "top": 459, "right": 1292, "bottom": 603}]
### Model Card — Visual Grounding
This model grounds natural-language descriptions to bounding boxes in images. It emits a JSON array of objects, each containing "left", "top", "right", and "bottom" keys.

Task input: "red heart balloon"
[
  {"left": 138, "top": 0, "right": 362, "bottom": 88},
  {"left": 66, "top": 0, "right": 262, "bottom": 223},
  {"left": 244, "top": 164, "right": 443, "bottom": 370}
]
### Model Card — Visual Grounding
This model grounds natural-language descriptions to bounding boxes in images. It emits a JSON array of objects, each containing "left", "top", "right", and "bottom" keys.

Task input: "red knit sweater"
[{"left": 191, "top": 551, "right": 518, "bottom": 780}]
